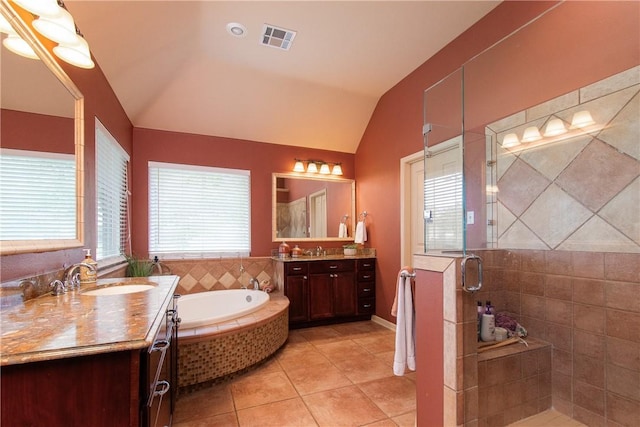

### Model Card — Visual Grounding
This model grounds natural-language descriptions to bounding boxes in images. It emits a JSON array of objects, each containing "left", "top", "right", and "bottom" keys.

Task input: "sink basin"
[{"left": 81, "top": 282, "right": 156, "bottom": 296}]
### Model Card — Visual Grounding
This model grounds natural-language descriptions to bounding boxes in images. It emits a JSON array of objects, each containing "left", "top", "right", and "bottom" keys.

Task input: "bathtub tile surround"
[
  {"left": 474, "top": 249, "right": 640, "bottom": 427},
  {"left": 163, "top": 257, "right": 274, "bottom": 294},
  {"left": 486, "top": 65, "right": 640, "bottom": 253},
  {"left": 177, "top": 293, "right": 289, "bottom": 392}
]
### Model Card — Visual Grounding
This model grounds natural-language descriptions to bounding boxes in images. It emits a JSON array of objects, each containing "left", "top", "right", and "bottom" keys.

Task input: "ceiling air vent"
[{"left": 261, "top": 24, "right": 296, "bottom": 51}]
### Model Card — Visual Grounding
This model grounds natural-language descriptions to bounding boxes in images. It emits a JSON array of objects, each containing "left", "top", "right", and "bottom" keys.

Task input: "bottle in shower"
[{"left": 477, "top": 301, "right": 483, "bottom": 341}]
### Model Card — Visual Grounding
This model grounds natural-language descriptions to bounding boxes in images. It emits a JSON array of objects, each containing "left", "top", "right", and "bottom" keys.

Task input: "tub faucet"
[
  {"left": 64, "top": 262, "right": 97, "bottom": 291},
  {"left": 249, "top": 278, "right": 260, "bottom": 290}
]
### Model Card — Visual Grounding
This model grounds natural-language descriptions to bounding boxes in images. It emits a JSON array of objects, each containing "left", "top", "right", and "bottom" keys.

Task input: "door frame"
[{"left": 400, "top": 150, "right": 424, "bottom": 268}]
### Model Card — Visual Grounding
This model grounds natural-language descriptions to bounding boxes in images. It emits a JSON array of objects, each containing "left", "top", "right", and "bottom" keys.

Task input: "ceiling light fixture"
[
  {"left": 2, "top": 33, "right": 38, "bottom": 58},
  {"left": 226, "top": 22, "right": 246, "bottom": 37}
]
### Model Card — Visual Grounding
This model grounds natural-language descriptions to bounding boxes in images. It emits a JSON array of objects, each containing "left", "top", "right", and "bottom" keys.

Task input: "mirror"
[
  {"left": 272, "top": 173, "right": 355, "bottom": 242},
  {"left": 0, "top": 4, "right": 84, "bottom": 255}
]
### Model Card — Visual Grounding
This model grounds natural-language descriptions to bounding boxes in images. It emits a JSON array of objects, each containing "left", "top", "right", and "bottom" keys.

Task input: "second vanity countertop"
[
  {"left": 0, "top": 275, "right": 179, "bottom": 366},
  {"left": 272, "top": 254, "right": 376, "bottom": 262}
]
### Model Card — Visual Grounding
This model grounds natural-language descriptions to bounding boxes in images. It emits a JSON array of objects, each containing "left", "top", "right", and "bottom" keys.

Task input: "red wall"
[
  {"left": 356, "top": 1, "right": 640, "bottom": 323},
  {"left": 130, "top": 128, "right": 355, "bottom": 257},
  {"left": 1, "top": 109, "right": 74, "bottom": 154}
]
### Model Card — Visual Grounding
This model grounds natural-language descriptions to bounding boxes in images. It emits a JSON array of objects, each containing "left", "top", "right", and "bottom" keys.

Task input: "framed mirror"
[
  {"left": 0, "top": 3, "right": 84, "bottom": 255},
  {"left": 272, "top": 173, "right": 355, "bottom": 242}
]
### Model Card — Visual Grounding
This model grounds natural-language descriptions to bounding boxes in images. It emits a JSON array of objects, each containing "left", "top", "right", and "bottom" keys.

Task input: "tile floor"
[{"left": 173, "top": 321, "right": 416, "bottom": 427}]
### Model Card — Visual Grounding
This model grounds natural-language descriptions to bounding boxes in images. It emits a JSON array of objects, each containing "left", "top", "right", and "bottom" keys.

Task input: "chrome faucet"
[
  {"left": 63, "top": 262, "right": 97, "bottom": 291},
  {"left": 249, "top": 278, "right": 260, "bottom": 290},
  {"left": 315, "top": 246, "right": 324, "bottom": 257}
]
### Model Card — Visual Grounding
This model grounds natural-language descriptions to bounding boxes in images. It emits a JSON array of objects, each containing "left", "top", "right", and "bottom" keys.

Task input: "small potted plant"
[
  {"left": 343, "top": 243, "right": 359, "bottom": 256},
  {"left": 125, "top": 254, "right": 154, "bottom": 277}
]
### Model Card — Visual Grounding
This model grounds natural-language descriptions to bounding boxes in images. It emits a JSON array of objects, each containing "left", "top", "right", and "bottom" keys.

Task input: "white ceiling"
[{"left": 65, "top": 1, "right": 500, "bottom": 153}]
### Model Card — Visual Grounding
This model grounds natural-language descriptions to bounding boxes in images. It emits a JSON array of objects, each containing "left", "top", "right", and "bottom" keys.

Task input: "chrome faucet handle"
[
  {"left": 66, "top": 272, "right": 81, "bottom": 290},
  {"left": 50, "top": 280, "right": 65, "bottom": 296}
]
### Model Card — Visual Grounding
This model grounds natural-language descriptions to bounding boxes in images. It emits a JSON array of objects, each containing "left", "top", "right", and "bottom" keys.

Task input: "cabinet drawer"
[
  {"left": 358, "top": 297, "right": 375, "bottom": 315},
  {"left": 286, "top": 262, "right": 308, "bottom": 275},
  {"left": 357, "top": 270, "right": 375, "bottom": 282},
  {"left": 358, "top": 282, "right": 375, "bottom": 298},
  {"left": 308, "top": 260, "right": 354, "bottom": 274},
  {"left": 357, "top": 259, "right": 375, "bottom": 270}
]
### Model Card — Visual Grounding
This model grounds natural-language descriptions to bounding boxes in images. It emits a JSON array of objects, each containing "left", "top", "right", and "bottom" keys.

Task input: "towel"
[
  {"left": 338, "top": 222, "right": 347, "bottom": 238},
  {"left": 392, "top": 269, "right": 416, "bottom": 376},
  {"left": 354, "top": 220, "right": 367, "bottom": 244}
]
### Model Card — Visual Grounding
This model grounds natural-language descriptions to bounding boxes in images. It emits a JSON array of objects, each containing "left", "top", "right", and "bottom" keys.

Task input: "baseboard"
[{"left": 371, "top": 315, "right": 396, "bottom": 331}]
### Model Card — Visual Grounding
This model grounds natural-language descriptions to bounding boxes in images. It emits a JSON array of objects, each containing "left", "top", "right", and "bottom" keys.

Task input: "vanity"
[
  {"left": 273, "top": 256, "right": 376, "bottom": 328},
  {"left": 0, "top": 275, "right": 180, "bottom": 427}
]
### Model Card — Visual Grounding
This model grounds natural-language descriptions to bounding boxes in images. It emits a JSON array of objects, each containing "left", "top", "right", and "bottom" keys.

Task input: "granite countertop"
[
  {"left": 272, "top": 254, "right": 376, "bottom": 262},
  {"left": 0, "top": 275, "right": 179, "bottom": 366}
]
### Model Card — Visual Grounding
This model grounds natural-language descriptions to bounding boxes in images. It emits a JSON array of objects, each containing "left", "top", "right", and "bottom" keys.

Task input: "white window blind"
[
  {"left": 0, "top": 149, "right": 76, "bottom": 240},
  {"left": 96, "top": 120, "right": 129, "bottom": 262},
  {"left": 424, "top": 172, "right": 463, "bottom": 250},
  {"left": 148, "top": 162, "right": 251, "bottom": 258}
]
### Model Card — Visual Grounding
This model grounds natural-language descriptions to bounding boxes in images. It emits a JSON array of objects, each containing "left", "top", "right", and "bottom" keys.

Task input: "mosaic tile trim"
[{"left": 177, "top": 299, "right": 288, "bottom": 391}]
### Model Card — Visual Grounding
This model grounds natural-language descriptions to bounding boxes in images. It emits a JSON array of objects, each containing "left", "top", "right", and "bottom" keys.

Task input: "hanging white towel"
[
  {"left": 354, "top": 220, "right": 367, "bottom": 244},
  {"left": 338, "top": 222, "right": 347, "bottom": 238},
  {"left": 392, "top": 269, "right": 415, "bottom": 376}
]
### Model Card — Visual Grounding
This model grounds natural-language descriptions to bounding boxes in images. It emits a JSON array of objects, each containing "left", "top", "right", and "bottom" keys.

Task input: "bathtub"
[
  {"left": 179, "top": 289, "right": 270, "bottom": 328},
  {"left": 177, "top": 290, "right": 289, "bottom": 393}
]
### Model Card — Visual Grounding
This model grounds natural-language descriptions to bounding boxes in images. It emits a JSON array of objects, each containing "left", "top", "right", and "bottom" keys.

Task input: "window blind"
[
  {"left": 0, "top": 149, "right": 76, "bottom": 240},
  {"left": 148, "top": 162, "right": 251, "bottom": 258},
  {"left": 424, "top": 172, "right": 463, "bottom": 250},
  {"left": 96, "top": 120, "right": 129, "bottom": 262}
]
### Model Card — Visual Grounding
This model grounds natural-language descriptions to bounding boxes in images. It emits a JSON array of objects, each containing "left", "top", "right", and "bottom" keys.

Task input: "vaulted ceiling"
[{"left": 65, "top": 1, "right": 500, "bottom": 153}]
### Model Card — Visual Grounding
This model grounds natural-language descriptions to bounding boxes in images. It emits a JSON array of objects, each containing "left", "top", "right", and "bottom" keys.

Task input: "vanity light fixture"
[
  {"left": 292, "top": 159, "right": 344, "bottom": 176},
  {"left": 543, "top": 118, "right": 567, "bottom": 137},
  {"left": 293, "top": 159, "right": 305, "bottom": 173},
  {"left": 319, "top": 163, "right": 331, "bottom": 175},
  {"left": 501, "top": 133, "right": 520, "bottom": 148},
  {"left": 0, "top": 0, "right": 95, "bottom": 68},
  {"left": 570, "top": 110, "right": 595, "bottom": 128},
  {"left": 521, "top": 126, "right": 542, "bottom": 143}
]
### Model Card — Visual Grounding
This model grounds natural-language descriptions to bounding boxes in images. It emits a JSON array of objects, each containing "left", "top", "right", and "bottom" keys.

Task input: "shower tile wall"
[
  {"left": 162, "top": 257, "right": 274, "bottom": 295},
  {"left": 475, "top": 249, "right": 640, "bottom": 427},
  {"left": 486, "top": 66, "right": 640, "bottom": 254}
]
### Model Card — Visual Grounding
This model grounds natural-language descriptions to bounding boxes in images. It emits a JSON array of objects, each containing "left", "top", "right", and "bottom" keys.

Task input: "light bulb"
[
  {"left": 501, "top": 133, "right": 520, "bottom": 148},
  {"left": 521, "top": 126, "right": 542, "bottom": 143},
  {"left": 331, "top": 164, "right": 343, "bottom": 175},
  {"left": 543, "top": 118, "right": 567, "bottom": 137},
  {"left": 319, "top": 163, "right": 331, "bottom": 174},
  {"left": 307, "top": 162, "right": 318, "bottom": 173},
  {"left": 293, "top": 160, "right": 305, "bottom": 172}
]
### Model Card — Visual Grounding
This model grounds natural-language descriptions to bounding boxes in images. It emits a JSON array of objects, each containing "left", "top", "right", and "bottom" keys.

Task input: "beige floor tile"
[
  {"left": 285, "top": 360, "right": 353, "bottom": 395},
  {"left": 173, "top": 411, "right": 239, "bottom": 427},
  {"left": 296, "top": 325, "right": 348, "bottom": 343},
  {"left": 303, "top": 385, "right": 387, "bottom": 427},
  {"left": 332, "top": 355, "right": 395, "bottom": 383},
  {"left": 353, "top": 333, "right": 397, "bottom": 354},
  {"left": 236, "top": 397, "right": 318, "bottom": 427},
  {"left": 231, "top": 370, "right": 298, "bottom": 410},
  {"left": 362, "top": 419, "right": 399, "bottom": 427},
  {"left": 391, "top": 411, "right": 416, "bottom": 427},
  {"left": 358, "top": 376, "right": 416, "bottom": 417},
  {"left": 174, "top": 383, "right": 235, "bottom": 423},
  {"left": 277, "top": 346, "right": 332, "bottom": 371},
  {"left": 314, "top": 338, "right": 372, "bottom": 362}
]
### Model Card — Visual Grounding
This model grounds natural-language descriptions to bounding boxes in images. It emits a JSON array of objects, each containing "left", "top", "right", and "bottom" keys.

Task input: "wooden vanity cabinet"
[
  {"left": 309, "top": 260, "right": 356, "bottom": 320},
  {"left": 277, "top": 258, "right": 375, "bottom": 328}
]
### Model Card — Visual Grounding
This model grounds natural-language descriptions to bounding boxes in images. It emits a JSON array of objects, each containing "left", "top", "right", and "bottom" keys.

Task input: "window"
[
  {"left": 148, "top": 162, "right": 250, "bottom": 258},
  {"left": 96, "top": 119, "right": 129, "bottom": 263},
  {"left": 0, "top": 149, "right": 76, "bottom": 240}
]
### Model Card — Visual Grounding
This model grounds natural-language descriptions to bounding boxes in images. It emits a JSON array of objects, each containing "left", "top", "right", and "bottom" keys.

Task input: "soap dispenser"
[{"left": 80, "top": 249, "right": 98, "bottom": 285}]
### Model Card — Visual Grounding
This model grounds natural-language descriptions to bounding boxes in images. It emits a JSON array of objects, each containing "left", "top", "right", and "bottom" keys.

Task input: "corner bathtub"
[
  {"left": 177, "top": 289, "right": 289, "bottom": 393},
  {"left": 179, "top": 289, "right": 270, "bottom": 328}
]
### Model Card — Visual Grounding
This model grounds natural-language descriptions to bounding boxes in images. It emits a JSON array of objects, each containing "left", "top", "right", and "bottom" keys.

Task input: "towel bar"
[{"left": 401, "top": 271, "right": 416, "bottom": 279}]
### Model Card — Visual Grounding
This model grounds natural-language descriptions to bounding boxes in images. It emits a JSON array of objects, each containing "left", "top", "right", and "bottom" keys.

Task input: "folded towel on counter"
[
  {"left": 338, "top": 222, "right": 348, "bottom": 238},
  {"left": 354, "top": 221, "right": 367, "bottom": 244},
  {"left": 392, "top": 269, "right": 415, "bottom": 376}
]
